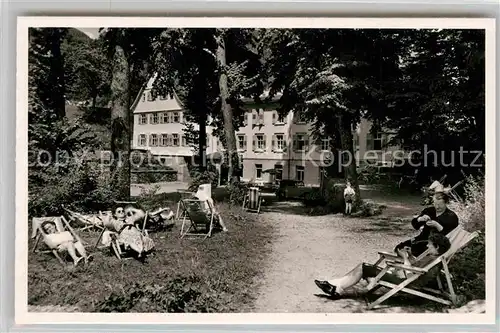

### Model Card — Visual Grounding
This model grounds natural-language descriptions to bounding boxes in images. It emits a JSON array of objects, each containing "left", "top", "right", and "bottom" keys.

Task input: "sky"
[{"left": 76, "top": 28, "right": 100, "bottom": 39}]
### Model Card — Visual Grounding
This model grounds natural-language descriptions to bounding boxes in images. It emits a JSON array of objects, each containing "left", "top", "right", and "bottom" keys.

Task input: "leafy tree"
[
  {"left": 263, "top": 29, "right": 404, "bottom": 204},
  {"left": 151, "top": 28, "right": 263, "bottom": 180}
]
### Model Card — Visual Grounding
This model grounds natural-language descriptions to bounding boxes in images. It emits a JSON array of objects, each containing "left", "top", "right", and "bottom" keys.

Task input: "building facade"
[{"left": 131, "top": 76, "right": 402, "bottom": 186}]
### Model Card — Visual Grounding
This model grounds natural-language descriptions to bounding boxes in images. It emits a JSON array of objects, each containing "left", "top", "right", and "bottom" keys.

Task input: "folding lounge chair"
[
  {"left": 373, "top": 226, "right": 463, "bottom": 269},
  {"left": 179, "top": 198, "right": 215, "bottom": 239},
  {"left": 242, "top": 186, "right": 263, "bottom": 213},
  {"left": 366, "top": 227, "right": 479, "bottom": 309},
  {"left": 175, "top": 190, "right": 195, "bottom": 220},
  {"left": 31, "top": 216, "right": 88, "bottom": 266}
]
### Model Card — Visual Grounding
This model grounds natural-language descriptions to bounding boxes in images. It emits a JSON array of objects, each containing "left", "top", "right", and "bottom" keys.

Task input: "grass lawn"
[{"left": 28, "top": 195, "right": 276, "bottom": 313}]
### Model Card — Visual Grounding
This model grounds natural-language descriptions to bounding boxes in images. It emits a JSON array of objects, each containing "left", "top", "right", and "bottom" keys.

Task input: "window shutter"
[
  {"left": 381, "top": 134, "right": 387, "bottom": 149},
  {"left": 271, "top": 135, "right": 275, "bottom": 151},
  {"left": 259, "top": 109, "right": 264, "bottom": 124},
  {"left": 252, "top": 110, "right": 257, "bottom": 125},
  {"left": 304, "top": 136, "right": 309, "bottom": 151},
  {"left": 272, "top": 112, "right": 277, "bottom": 124},
  {"left": 263, "top": 134, "right": 267, "bottom": 151},
  {"left": 243, "top": 135, "right": 247, "bottom": 150},
  {"left": 159, "top": 113, "right": 164, "bottom": 124},
  {"left": 366, "top": 133, "right": 374, "bottom": 150},
  {"left": 293, "top": 135, "right": 298, "bottom": 151},
  {"left": 283, "top": 139, "right": 287, "bottom": 152},
  {"left": 252, "top": 135, "right": 256, "bottom": 151}
]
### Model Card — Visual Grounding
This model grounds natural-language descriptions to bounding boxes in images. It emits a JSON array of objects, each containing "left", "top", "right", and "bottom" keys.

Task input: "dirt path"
[{"left": 251, "top": 202, "right": 431, "bottom": 313}]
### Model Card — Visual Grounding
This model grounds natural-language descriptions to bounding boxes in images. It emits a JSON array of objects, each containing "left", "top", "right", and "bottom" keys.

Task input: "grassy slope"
[{"left": 28, "top": 197, "right": 276, "bottom": 312}]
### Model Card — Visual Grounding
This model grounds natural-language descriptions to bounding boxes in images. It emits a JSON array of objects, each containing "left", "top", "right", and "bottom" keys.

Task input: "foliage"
[
  {"left": 301, "top": 188, "right": 327, "bottom": 207},
  {"left": 29, "top": 161, "right": 118, "bottom": 217},
  {"left": 319, "top": 179, "right": 346, "bottom": 214},
  {"left": 96, "top": 275, "right": 224, "bottom": 313},
  {"left": 187, "top": 166, "right": 219, "bottom": 192},
  {"left": 446, "top": 176, "right": 485, "bottom": 304},
  {"left": 351, "top": 201, "right": 386, "bottom": 217},
  {"left": 225, "top": 181, "right": 250, "bottom": 205},
  {"left": 447, "top": 175, "right": 485, "bottom": 232}
]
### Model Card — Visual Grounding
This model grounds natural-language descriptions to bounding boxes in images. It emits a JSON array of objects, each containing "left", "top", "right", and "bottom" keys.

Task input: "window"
[
  {"left": 142, "top": 93, "right": 146, "bottom": 102},
  {"left": 160, "top": 94, "right": 167, "bottom": 100},
  {"left": 255, "top": 134, "right": 266, "bottom": 151},
  {"left": 295, "top": 112, "right": 307, "bottom": 123},
  {"left": 172, "top": 112, "right": 180, "bottom": 123},
  {"left": 139, "top": 114, "right": 147, "bottom": 125},
  {"left": 255, "top": 164, "right": 263, "bottom": 179},
  {"left": 296, "top": 165, "right": 305, "bottom": 181},
  {"left": 147, "top": 91, "right": 154, "bottom": 101},
  {"left": 172, "top": 133, "right": 179, "bottom": 146},
  {"left": 373, "top": 132, "right": 383, "bottom": 150},
  {"left": 150, "top": 113, "right": 159, "bottom": 124},
  {"left": 149, "top": 134, "right": 158, "bottom": 146},
  {"left": 275, "top": 164, "right": 283, "bottom": 181},
  {"left": 252, "top": 110, "right": 257, "bottom": 125},
  {"left": 138, "top": 134, "right": 146, "bottom": 146},
  {"left": 294, "top": 133, "right": 309, "bottom": 151},
  {"left": 242, "top": 113, "right": 248, "bottom": 126},
  {"left": 160, "top": 134, "right": 169, "bottom": 146},
  {"left": 321, "top": 138, "right": 330, "bottom": 151},
  {"left": 162, "top": 112, "right": 170, "bottom": 123},
  {"left": 277, "top": 113, "right": 286, "bottom": 124},
  {"left": 237, "top": 134, "right": 247, "bottom": 150},
  {"left": 257, "top": 109, "right": 264, "bottom": 125},
  {"left": 273, "top": 134, "right": 285, "bottom": 151}
]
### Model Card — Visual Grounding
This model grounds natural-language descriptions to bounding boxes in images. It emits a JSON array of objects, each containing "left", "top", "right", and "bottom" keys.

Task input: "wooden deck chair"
[
  {"left": 62, "top": 206, "right": 105, "bottom": 232},
  {"left": 373, "top": 226, "right": 463, "bottom": 268},
  {"left": 175, "top": 189, "right": 195, "bottom": 220},
  {"left": 242, "top": 186, "right": 263, "bottom": 213},
  {"left": 366, "top": 227, "right": 479, "bottom": 309},
  {"left": 179, "top": 199, "right": 215, "bottom": 239},
  {"left": 31, "top": 216, "right": 88, "bottom": 266}
]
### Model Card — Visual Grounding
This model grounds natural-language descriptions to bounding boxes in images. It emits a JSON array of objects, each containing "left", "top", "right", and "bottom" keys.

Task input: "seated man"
[
  {"left": 394, "top": 192, "right": 458, "bottom": 257},
  {"left": 40, "top": 220, "right": 91, "bottom": 267},
  {"left": 314, "top": 233, "right": 451, "bottom": 298}
]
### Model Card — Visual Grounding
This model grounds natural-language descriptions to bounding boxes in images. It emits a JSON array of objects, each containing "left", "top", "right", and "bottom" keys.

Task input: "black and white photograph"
[{"left": 16, "top": 17, "right": 495, "bottom": 324}]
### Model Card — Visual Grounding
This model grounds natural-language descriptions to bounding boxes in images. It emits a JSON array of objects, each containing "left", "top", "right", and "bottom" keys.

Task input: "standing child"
[{"left": 343, "top": 180, "right": 355, "bottom": 215}]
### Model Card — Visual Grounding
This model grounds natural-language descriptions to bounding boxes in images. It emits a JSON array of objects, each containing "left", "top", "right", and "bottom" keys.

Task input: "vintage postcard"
[{"left": 16, "top": 16, "right": 496, "bottom": 326}]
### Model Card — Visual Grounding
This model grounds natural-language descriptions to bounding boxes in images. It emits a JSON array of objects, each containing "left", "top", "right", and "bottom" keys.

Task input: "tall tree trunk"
[
  {"left": 198, "top": 110, "right": 207, "bottom": 172},
  {"left": 110, "top": 45, "right": 131, "bottom": 200},
  {"left": 50, "top": 28, "right": 66, "bottom": 119},
  {"left": 337, "top": 113, "right": 361, "bottom": 206},
  {"left": 215, "top": 29, "right": 239, "bottom": 184}
]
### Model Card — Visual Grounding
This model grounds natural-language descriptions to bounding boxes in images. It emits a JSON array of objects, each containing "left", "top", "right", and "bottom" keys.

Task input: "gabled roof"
[{"left": 131, "top": 73, "right": 184, "bottom": 114}]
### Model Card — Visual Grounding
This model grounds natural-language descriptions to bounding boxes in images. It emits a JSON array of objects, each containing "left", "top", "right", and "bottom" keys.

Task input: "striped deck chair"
[
  {"left": 366, "top": 226, "right": 480, "bottom": 309},
  {"left": 242, "top": 186, "right": 263, "bottom": 213}
]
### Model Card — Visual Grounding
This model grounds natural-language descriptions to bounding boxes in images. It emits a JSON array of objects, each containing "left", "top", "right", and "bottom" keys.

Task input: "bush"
[
  {"left": 29, "top": 160, "right": 118, "bottom": 217},
  {"left": 446, "top": 176, "right": 485, "bottom": 304},
  {"left": 448, "top": 175, "right": 485, "bottom": 232},
  {"left": 302, "top": 188, "right": 327, "bottom": 207},
  {"left": 225, "top": 181, "right": 250, "bottom": 205},
  {"left": 95, "top": 275, "right": 225, "bottom": 313},
  {"left": 351, "top": 201, "right": 386, "bottom": 217},
  {"left": 188, "top": 166, "right": 219, "bottom": 192},
  {"left": 321, "top": 179, "right": 346, "bottom": 214}
]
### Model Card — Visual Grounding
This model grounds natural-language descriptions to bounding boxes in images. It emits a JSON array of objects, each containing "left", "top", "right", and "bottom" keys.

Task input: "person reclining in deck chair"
[
  {"left": 314, "top": 232, "right": 451, "bottom": 298},
  {"left": 101, "top": 206, "right": 155, "bottom": 258},
  {"left": 393, "top": 191, "right": 458, "bottom": 258},
  {"left": 194, "top": 184, "right": 228, "bottom": 232},
  {"left": 40, "top": 220, "right": 92, "bottom": 267}
]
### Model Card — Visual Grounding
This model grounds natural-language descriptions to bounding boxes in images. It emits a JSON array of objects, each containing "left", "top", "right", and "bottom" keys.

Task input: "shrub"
[
  {"left": 351, "top": 201, "right": 386, "bottom": 217},
  {"left": 446, "top": 175, "right": 485, "bottom": 304},
  {"left": 302, "top": 188, "right": 327, "bottom": 207},
  {"left": 225, "top": 181, "right": 250, "bottom": 205},
  {"left": 447, "top": 175, "right": 485, "bottom": 232},
  {"left": 29, "top": 160, "right": 118, "bottom": 217},
  {"left": 188, "top": 166, "right": 219, "bottom": 192},
  {"left": 321, "top": 179, "right": 346, "bottom": 214},
  {"left": 95, "top": 275, "right": 225, "bottom": 313}
]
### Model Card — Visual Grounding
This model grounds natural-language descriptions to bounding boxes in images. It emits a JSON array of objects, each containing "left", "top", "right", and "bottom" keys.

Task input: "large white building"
[{"left": 131, "top": 75, "right": 401, "bottom": 186}]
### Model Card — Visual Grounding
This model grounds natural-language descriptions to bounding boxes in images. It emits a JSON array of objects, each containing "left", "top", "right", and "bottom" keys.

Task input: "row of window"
[
  {"left": 253, "top": 164, "right": 305, "bottom": 181},
  {"left": 236, "top": 133, "right": 331, "bottom": 152},
  {"left": 142, "top": 91, "right": 171, "bottom": 102},
  {"left": 137, "top": 133, "right": 188, "bottom": 147},
  {"left": 138, "top": 111, "right": 182, "bottom": 125}
]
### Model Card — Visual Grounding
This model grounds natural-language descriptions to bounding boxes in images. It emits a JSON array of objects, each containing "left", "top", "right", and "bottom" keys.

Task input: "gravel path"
[{"left": 251, "top": 203, "right": 422, "bottom": 313}]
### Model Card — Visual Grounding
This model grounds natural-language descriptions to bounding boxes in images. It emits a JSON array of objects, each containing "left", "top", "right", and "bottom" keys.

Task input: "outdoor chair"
[
  {"left": 175, "top": 189, "right": 195, "bottom": 220},
  {"left": 179, "top": 198, "right": 215, "bottom": 239},
  {"left": 62, "top": 206, "right": 106, "bottom": 232},
  {"left": 31, "top": 215, "right": 89, "bottom": 266},
  {"left": 365, "top": 226, "right": 479, "bottom": 309},
  {"left": 242, "top": 186, "right": 263, "bottom": 213}
]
